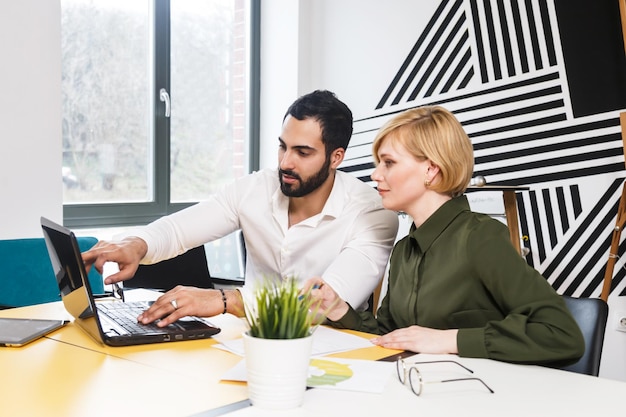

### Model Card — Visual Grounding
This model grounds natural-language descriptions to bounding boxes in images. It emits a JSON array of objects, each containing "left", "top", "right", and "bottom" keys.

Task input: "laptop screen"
[{"left": 41, "top": 216, "right": 103, "bottom": 340}]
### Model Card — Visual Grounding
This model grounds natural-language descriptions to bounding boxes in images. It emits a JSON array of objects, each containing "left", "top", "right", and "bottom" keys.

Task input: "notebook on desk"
[{"left": 40, "top": 216, "right": 221, "bottom": 347}]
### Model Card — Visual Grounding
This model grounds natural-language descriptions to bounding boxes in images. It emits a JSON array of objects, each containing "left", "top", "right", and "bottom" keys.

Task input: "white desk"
[{"left": 218, "top": 353, "right": 625, "bottom": 417}]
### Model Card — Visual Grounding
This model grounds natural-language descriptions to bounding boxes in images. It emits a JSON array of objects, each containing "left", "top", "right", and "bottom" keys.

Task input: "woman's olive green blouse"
[{"left": 331, "top": 195, "right": 584, "bottom": 365}]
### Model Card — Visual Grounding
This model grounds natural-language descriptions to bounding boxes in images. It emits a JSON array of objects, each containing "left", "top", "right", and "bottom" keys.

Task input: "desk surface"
[
  {"left": 2, "top": 298, "right": 625, "bottom": 417},
  {"left": 0, "top": 294, "right": 398, "bottom": 417},
  {"left": 0, "top": 300, "right": 250, "bottom": 417},
  {"left": 218, "top": 354, "right": 626, "bottom": 417}
]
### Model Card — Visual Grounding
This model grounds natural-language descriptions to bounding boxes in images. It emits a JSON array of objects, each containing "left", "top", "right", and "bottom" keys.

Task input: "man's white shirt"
[{"left": 129, "top": 168, "right": 399, "bottom": 310}]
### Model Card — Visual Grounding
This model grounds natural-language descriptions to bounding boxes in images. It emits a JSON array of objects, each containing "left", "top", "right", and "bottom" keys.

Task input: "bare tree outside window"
[
  {"left": 62, "top": 0, "right": 151, "bottom": 203},
  {"left": 170, "top": 0, "right": 244, "bottom": 202},
  {"left": 61, "top": 0, "right": 249, "bottom": 205}
]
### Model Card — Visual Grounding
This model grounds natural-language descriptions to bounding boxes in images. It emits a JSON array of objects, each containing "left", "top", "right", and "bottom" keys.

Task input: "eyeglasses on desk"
[{"left": 396, "top": 359, "right": 494, "bottom": 396}]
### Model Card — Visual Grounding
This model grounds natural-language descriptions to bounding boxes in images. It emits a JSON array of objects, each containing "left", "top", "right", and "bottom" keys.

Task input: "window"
[{"left": 61, "top": 0, "right": 259, "bottom": 228}]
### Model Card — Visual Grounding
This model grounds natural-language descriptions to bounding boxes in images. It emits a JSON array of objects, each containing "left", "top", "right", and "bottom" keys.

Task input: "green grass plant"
[{"left": 244, "top": 277, "right": 317, "bottom": 339}]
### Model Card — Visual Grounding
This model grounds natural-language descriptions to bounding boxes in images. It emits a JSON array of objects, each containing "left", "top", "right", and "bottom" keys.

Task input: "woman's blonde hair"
[{"left": 372, "top": 106, "right": 474, "bottom": 197}]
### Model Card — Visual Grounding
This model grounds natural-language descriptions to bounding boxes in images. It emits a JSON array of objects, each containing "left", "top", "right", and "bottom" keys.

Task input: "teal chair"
[{"left": 0, "top": 237, "right": 104, "bottom": 308}]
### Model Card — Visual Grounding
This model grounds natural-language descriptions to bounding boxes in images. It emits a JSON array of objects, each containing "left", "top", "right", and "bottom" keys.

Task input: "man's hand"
[
  {"left": 138, "top": 286, "right": 244, "bottom": 326},
  {"left": 81, "top": 237, "right": 148, "bottom": 284}
]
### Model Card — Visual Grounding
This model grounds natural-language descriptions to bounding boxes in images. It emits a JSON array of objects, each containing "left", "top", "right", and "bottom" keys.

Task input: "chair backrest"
[
  {"left": 0, "top": 237, "right": 104, "bottom": 308},
  {"left": 560, "top": 295, "right": 609, "bottom": 376},
  {"left": 123, "top": 245, "right": 214, "bottom": 292}
]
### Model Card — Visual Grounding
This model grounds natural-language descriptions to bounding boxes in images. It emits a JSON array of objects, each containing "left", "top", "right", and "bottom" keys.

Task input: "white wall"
[
  {"left": 0, "top": 0, "right": 62, "bottom": 238},
  {"left": 259, "top": 0, "right": 440, "bottom": 161},
  {"left": 258, "top": 0, "right": 301, "bottom": 169}
]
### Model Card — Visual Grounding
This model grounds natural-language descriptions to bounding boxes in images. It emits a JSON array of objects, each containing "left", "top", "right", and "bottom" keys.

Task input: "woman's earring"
[{"left": 424, "top": 178, "right": 431, "bottom": 187}]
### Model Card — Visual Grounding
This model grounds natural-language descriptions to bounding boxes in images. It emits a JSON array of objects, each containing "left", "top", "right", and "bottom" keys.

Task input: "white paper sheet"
[
  {"left": 213, "top": 325, "right": 373, "bottom": 357},
  {"left": 222, "top": 356, "right": 395, "bottom": 394}
]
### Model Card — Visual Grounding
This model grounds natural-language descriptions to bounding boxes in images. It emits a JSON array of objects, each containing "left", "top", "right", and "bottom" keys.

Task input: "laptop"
[{"left": 40, "top": 216, "right": 221, "bottom": 347}]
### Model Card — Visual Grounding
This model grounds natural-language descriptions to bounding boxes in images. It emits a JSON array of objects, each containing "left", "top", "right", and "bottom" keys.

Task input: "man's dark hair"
[{"left": 284, "top": 90, "right": 353, "bottom": 157}]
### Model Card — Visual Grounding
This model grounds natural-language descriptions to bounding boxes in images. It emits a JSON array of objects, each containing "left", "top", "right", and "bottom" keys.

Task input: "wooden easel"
[{"left": 601, "top": 112, "right": 626, "bottom": 301}]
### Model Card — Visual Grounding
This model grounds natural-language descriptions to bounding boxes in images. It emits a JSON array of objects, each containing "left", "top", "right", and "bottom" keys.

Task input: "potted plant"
[{"left": 242, "top": 277, "right": 319, "bottom": 409}]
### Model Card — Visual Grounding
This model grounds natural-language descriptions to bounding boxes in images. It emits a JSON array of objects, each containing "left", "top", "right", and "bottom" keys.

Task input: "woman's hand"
[
  {"left": 370, "top": 325, "right": 459, "bottom": 354},
  {"left": 301, "top": 278, "right": 349, "bottom": 321}
]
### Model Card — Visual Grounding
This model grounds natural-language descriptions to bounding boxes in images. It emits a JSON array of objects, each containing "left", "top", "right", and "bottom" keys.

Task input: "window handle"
[{"left": 159, "top": 88, "right": 171, "bottom": 117}]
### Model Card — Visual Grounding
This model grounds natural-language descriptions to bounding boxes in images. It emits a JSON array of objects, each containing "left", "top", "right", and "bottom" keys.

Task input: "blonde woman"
[{"left": 306, "top": 106, "right": 584, "bottom": 365}]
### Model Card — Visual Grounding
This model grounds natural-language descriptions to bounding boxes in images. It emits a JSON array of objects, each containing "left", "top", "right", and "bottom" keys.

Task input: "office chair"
[
  {"left": 0, "top": 237, "right": 104, "bottom": 308},
  {"left": 560, "top": 295, "right": 609, "bottom": 377},
  {"left": 123, "top": 245, "right": 214, "bottom": 292}
]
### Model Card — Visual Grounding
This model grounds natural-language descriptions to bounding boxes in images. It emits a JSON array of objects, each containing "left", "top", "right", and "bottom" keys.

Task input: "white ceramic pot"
[{"left": 243, "top": 332, "right": 313, "bottom": 409}]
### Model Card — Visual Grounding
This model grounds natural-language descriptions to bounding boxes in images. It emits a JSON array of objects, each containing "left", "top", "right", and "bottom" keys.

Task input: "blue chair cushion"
[{"left": 0, "top": 237, "right": 103, "bottom": 308}]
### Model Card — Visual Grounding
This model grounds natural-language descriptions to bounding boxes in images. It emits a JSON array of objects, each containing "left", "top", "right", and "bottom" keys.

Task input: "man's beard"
[{"left": 279, "top": 156, "right": 332, "bottom": 197}]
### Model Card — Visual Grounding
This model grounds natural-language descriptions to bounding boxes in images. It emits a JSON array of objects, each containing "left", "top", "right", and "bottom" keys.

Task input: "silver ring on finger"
[{"left": 170, "top": 299, "right": 178, "bottom": 310}]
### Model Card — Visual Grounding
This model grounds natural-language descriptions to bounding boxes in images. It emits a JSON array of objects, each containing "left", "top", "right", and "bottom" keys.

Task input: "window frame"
[{"left": 63, "top": 0, "right": 261, "bottom": 228}]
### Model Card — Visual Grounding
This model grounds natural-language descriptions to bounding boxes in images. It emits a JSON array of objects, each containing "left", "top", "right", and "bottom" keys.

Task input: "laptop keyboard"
[{"left": 97, "top": 302, "right": 168, "bottom": 334}]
